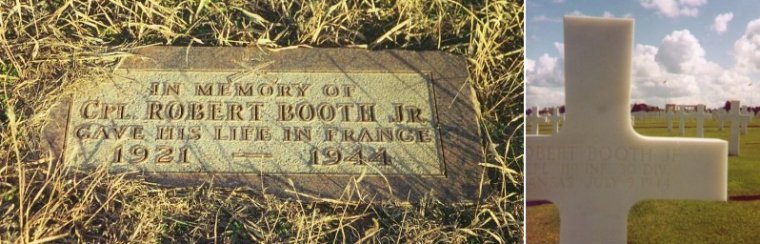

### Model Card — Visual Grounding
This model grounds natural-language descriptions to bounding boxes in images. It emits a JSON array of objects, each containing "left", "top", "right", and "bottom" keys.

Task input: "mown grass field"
[
  {"left": 527, "top": 117, "right": 760, "bottom": 243},
  {"left": 0, "top": 1, "right": 523, "bottom": 242}
]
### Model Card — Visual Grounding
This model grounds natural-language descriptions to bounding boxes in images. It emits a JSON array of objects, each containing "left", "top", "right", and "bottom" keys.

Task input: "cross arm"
[{"left": 633, "top": 136, "right": 727, "bottom": 201}]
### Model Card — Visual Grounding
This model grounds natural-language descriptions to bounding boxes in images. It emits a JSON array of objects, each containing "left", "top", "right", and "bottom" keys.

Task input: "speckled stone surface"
[{"left": 42, "top": 47, "right": 484, "bottom": 202}]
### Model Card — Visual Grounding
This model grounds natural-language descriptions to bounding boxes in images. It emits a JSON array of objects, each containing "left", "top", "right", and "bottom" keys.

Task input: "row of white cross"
[{"left": 527, "top": 101, "right": 753, "bottom": 156}]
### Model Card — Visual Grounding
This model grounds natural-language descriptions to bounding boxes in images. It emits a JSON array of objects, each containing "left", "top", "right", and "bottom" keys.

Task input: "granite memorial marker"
[
  {"left": 526, "top": 17, "right": 727, "bottom": 243},
  {"left": 41, "top": 47, "right": 485, "bottom": 201}
]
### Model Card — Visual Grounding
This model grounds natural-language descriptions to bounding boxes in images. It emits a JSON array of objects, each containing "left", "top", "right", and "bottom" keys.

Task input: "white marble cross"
[
  {"left": 526, "top": 17, "right": 727, "bottom": 244},
  {"left": 727, "top": 101, "right": 751, "bottom": 156},
  {"left": 632, "top": 111, "right": 648, "bottom": 122},
  {"left": 549, "top": 107, "right": 564, "bottom": 134},
  {"left": 713, "top": 109, "right": 727, "bottom": 132},
  {"left": 740, "top": 107, "right": 752, "bottom": 135},
  {"left": 527, "top": 106, "right": 548, "bottom": 135},
  {"left": 665, "top": 109, "right": 675, "bottom": 132},
  {"left": 687, "top": 105, "right": 711, "bottom": 138},
  {"left": 677, "top": 108, "right": 686, "bottom": 136}
]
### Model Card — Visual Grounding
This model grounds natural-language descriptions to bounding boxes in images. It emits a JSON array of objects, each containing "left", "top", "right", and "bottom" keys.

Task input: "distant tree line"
[
  {"left": 630, "top": 103, "right": 661, "bottom": 112},
  {"left": 528, "top": 102, "right": 760, "bottom": 115},
  {"left": 723, "top": 101, "right": 760, "bottom": 114}
]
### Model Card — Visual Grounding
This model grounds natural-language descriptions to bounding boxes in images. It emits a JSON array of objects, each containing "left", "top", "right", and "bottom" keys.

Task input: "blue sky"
[{"left": 526, "top": 0, "right": 760, "bottom": 108}]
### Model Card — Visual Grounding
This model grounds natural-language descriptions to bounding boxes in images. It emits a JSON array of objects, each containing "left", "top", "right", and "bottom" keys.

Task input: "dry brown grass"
[{"left": 0, "top": 0, "right": 523, "bottom": 242}]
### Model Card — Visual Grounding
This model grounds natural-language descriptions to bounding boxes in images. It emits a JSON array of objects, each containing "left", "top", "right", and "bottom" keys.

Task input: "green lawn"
[{"left": 527, "top": 118, "right": 760, "bottom": 243}]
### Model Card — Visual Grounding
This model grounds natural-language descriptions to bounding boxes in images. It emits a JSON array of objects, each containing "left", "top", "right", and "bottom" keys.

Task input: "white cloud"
[
  {"left": 566, "top": 10, "right": 585, "bottom": 16},
  {"left": 528, "top": 28, "right": 760, "bottom": 108},
  {"left": 552, "top": 0, "right": 564, "bottom": 3},
  {"left": 733, "top": 18, "right": 760, "bottom": 72},
  {"left": 655, "top": 30, "right": 703, "bottom": 73},
  {"left": 554, "top": 42, "right": 564, "bottom": 59},
  {"left": 526, "top": 85, "right": 565, "bottom": 109},
  {"left": 632, "top": 44, "right": 663, "bottom": 79},
  {"left": 711, "top": 12, "right": 734, "bottom": 34},
  {"left": 529, "top": 54, "right": 563, "bottom": 87},
  {"left": 563, "top": 11, "right": 631, "bottom": 19},
  {"left": 526, "top": 53, "right": 565, "bottom": 107},
  {"left": 631, "top": 44, "right": 701, "bottom": 105},
  {"left": 525, "top": 58, "right": 535, "bottom": 73},
  {"left": 639, "top": 0, "right": 706, "bottom": 18},
  {"left": 654, "top": 30, "right": 722, "bottom": 75},
  {"left": 632, "top": 29, "right": 756, "bottom": 106},
  {"left": 532, "top": 15, "right": 561, "bottom": 23}
]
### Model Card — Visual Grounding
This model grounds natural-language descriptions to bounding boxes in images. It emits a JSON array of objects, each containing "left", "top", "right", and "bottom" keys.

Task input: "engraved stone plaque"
[{"left": 42, "top": 47, "right": 484, "bottom": 202}]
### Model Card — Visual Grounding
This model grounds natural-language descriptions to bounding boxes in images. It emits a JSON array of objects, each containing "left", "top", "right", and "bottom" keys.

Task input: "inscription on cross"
[{"left": 526, "top": 17, "right": 727, "bottom": 243}]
